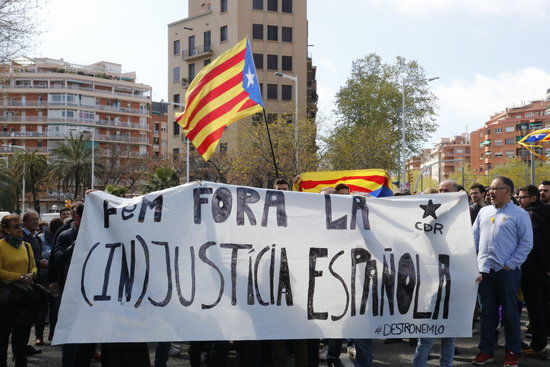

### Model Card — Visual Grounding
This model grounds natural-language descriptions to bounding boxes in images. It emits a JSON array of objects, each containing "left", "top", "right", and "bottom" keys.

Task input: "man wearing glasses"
[
  {"left": 472, "top": 176, "right": 533, "bottom": 367},
  {"left": 516, "top": 185, "right": 550, "bottom": 360}
]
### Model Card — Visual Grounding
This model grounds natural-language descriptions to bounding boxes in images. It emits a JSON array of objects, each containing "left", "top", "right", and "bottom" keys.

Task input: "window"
[
  {"left": 267, "top": 113, "right": 278, "bottom": 123},
  {"left": 172, "top": 67, "right": 180, "bottom": 83},
  {"left": 505, "top": 126, "right": 515, "bottom": 132},
  {"left": 282, "top": 27, "right": 292, "bottom": 42},
  {"left": 259, "top": 83, "right": 263, "bottom": 96},
  {"left": 282, "top": 0, "right": 292, "bottom": 12},
  {"left": 505, "top": 151, "right": 514, "bottom": 157},
  {"left": 494, "top": 128, "right": 502, "bottom": 134},
  {"left": 267, "top": 54, "right": 278, "bottom": 70},
  {"left": 219, "top": 142, "right": 227, "bottom": 152},
  {"left": 172, "top": 148, "right": 180, "bottom": 160},
  {"left": 220, "top": 25, "right": 228, "bottom": 42},
  {"left": 494, "top": 140, "right": 503, "bottom": 146},
  {"left": 253, "top": 0, "right": 263, "bottom": 10},
  {"left": 253, "top": 53, "right": 263, "bottom": 69},
  {"left": 220, "top": 0, "right": 228, "bottom": 12},
  {"left": 204, "top": 31, "right": 212, "bottom": 52},
  {"left": 267, "top": 25, "right": 278, "bottom": 41},
  {"left": 281, "top": 85, "right": 292, "bottom": 100},
  {"left": 204, "top": 59, "right": 211, "bottom": 66},
  {"left": 252, "top": 24, "right": 263, "bottom": 39},
  {"left": 267, "top": 84, "right": 277, "bottom": 99},
  {"left": 188, "top": 63, "right": 196, "bottom": 82},
  {"left": 282, "top": 56, "right": 292, "bottom": 71},
  {"left": 173, "top": 94, "right": 180, "bottom": 108},
  {"left": 188, "top": 35, "right": 196, "bottom": 55},
  {"left": 173, "top": 40, "right": 180, "bottom": 55},
  {"left": 505, "top": 138, "right": 514, "bottom": 144},
  {"left": 267, "top": 0, "right": 277, "bottom": 11},
  {"left": 173, "top": 121, "right": 180, "bottom": 135},
  {"left": 494, "top": 152, "right": 503, "bottom": 157}
]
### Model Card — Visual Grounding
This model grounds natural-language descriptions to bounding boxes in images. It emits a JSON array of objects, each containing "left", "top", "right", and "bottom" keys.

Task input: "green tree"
[
  {"left": 49, "top": 134, "right": 96, "bottom": 199},
  {"left": 12, "top": 150, "right": 47, "bottom": 212},
  {"left": 326, "top": 53, "right": 438, "bottom": 172},
  {"left": 0, "top": 158, "right": 17, "bottom": 211},
  {"left": 142, "top": 166, "right": 179, "bottom": 193}
]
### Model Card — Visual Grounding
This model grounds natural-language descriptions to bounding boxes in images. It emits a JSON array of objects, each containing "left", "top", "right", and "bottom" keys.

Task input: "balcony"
[
  {"left": 1, "top": 99, "right": 150, "bottom": 115},
  {"left": 182, "top": 44, "right": 213, "bottom": 61},
  {"left": 0, "top": 116, "right": 149, "bottom": 130},
  {"left": 1, "top": 82, "right": 151, "bottom": 100}
]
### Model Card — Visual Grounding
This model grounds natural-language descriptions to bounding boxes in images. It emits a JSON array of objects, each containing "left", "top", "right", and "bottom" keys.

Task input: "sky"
[{"left": 34, "top": 0, "right": 550, "bottom": 144}]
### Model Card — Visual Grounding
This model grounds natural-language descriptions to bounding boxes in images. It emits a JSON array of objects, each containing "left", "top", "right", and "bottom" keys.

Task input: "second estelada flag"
[{"left": 176, "top": 37, "right": 264, "bottom": 161}]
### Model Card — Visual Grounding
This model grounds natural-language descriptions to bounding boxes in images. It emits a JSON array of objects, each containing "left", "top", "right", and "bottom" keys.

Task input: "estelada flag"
[
  {"left": 176, "top": 37, "right": 264, "bottom": 161},
  {"left": 517, "top": 128, "right": 550, "bottom": 160},
  {"left": 293, "top": 169, "right": 394, "bottom": 197}
]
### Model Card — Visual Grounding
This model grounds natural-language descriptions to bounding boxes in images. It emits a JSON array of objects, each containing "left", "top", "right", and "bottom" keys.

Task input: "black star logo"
[{"left": 419, "top": 200, "right": 441, "bottom": 220}]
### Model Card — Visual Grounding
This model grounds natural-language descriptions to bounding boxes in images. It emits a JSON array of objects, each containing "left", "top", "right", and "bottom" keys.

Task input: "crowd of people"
[{"left": 0, "top": 177, "right": 548, "bottom": 367}]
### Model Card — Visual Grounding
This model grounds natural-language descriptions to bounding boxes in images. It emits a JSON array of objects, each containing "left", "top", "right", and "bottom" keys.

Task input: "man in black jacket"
[{"left": 517, "top": 185, "right": 550, "bottom": 359}]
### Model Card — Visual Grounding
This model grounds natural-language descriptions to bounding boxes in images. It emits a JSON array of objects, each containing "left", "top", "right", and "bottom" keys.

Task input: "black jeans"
[
  {"left": 0, "top": 304, "right": 36, "bottom": 367},
  {"left": 523, "top": 282, "right": 550, "bottom": 351}
]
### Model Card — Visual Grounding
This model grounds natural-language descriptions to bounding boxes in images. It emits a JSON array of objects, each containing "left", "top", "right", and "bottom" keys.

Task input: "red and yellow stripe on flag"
[
  {"left": 293, "top": 169, "right": 394, "bottom": 197},
  {"left": 175, "top": 37, "right": 264, "bottom": 161}
]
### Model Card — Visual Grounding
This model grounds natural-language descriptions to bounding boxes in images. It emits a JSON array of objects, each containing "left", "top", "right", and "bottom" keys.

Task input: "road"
[{"left": 10, "top": 313, "right": 548, "bottom": 366}]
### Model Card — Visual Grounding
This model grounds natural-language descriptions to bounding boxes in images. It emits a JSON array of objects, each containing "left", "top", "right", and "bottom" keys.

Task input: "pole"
[
  {"left": 530, "top": 151, "right": 535, "bottom": 185},
  {"left": 186, "top": 138, "right": 190, "bottom": 183},
  {"left": 21, "top": 164, "right": 25, "bottom": 213},
  {"left": 401, "top": 82, "right": 406, "bottom": 189},
  {"left": 262, "top": 108, "right": 280, "bottom": 178},
  {"left": 294, "top": 77, "right": 299, "bottom": 173},
  {"left": 91, "top": 129, "right": 95, "bottom": 189}
]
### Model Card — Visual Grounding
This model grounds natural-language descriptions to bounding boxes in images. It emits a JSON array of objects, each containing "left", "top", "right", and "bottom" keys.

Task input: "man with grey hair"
[
  {"left": 439, "top": 179, "right": 459, "bottom": 193},
  {"left": 472, "top": 176, "right": 533, "bottom": 367}
]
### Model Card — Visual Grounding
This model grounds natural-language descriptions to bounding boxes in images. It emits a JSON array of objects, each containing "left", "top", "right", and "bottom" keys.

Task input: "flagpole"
[
  {"left": 186, "top": 138, "right": 190, "bottom": 183},
  {"left": 262, "top": 108, "right": 280, "bottom": 178}
]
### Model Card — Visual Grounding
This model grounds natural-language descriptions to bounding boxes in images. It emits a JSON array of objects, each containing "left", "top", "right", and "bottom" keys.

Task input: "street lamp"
[
  {"left": 400, "top": 76, "right": 439, "bottom": 189},
  {"left": 1, "top": 144, "right": 27, "bottom": 212},
  {"left": 81, "top": 128, "right": 96, "bottom": 190},
  {"left": 274, "top": 72, "right": 299, "bottom": 170},
  {"left": 161, "top": 99, "right": 190, "bottom": 182}
]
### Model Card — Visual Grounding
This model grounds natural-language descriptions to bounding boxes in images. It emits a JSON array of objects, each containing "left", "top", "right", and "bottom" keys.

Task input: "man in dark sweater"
[{"left": 517, "top": 185, "right": 550, "bottom": 359}]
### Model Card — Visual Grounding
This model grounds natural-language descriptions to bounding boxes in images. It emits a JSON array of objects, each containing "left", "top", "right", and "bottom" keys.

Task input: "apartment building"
[
  {"left": 151, "top": 101, "right": 169, "bottom": 158},
  {"left": 470, "top": 99, "right": 550, "bottom": 174},
  {"left": 420, "top": 134, "right": 471, "bottom": 183},
  {"left": 167, "top": 0, "right": 315, "bottom": 157},
  {"left": 0, "top": 57, "right": 152, "bottom": 161}
]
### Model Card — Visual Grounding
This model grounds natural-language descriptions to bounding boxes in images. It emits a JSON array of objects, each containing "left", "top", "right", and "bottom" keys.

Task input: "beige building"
[{"left": 167, "top": 0, "right": 312, "bottom": 158}]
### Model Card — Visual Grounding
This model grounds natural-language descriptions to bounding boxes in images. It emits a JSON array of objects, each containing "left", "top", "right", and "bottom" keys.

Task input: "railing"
[
  {"left": 0, "top": 131, "right": 149, "bottom": 143},
  {"left": 1, "top": 100, "right": 150, "bottom": 115},
  {"left": 1, "top": 83, "right": 151, "bottom": 99},
  {"left": 0, "top": 116, "right": 149, "bottom": 130},
  {"left": 182, "top": 44, "right": 213, "bottom": 59}
]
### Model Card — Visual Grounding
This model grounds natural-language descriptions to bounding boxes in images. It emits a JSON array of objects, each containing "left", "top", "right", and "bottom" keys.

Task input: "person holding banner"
[
  {"left": 412, "top": 180, "right": 459, "bottom": 367},
  {"left": 0, "top": 214, "right": 38, "bottom": 367},
  {"left": 472, "top": 176, "right": 533, "bottom": 367}
]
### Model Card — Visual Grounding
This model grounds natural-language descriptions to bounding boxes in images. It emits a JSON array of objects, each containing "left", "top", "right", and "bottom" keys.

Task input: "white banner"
[{"left": 54, "top": 182, "right": 478, "bottom": 344}]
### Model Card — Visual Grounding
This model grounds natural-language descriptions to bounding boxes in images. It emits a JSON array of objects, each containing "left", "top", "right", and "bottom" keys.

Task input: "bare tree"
[{"left": 0, "top": 0, "right": 43, "bottom": 63}]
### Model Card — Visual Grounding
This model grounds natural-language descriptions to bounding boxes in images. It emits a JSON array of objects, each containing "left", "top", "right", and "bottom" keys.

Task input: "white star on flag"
[{"left": 245, "top": 68, "right": 255, "bottom": 88}]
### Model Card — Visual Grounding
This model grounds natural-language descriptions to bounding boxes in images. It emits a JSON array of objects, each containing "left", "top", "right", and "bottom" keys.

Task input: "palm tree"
[
  {"left": 13, "top": 150, "right": 48, "bottom": 212},
  {"left": 0, "top": 159, "right": 17, "bottom": 212},
  {"left": 142, "top": 166, "right": 179, "bottom": 193},
  {"left": 49, "top": 134, "right": 95, "bottom": 199}
]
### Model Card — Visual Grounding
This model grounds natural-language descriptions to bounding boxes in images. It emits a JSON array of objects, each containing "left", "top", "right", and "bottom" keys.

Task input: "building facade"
[
  {"left": 151, "top": 101, "right": 169, "bottom": 158},
  {"left": 470, "top": 99, "right": 550, "bottom": 174},
  {"left": 0, "top": 57, "right": 152, "bottom": 159},
  {"left": 167, "top": 0, "right": 314, "bottom": 158},
  {"left": 419, "top": 134, "right": 471, "bottom": 183}
]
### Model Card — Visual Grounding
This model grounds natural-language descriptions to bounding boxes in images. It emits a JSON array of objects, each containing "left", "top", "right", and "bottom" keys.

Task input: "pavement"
[{"left": 8, "top": 312, "right": 548, "bottom": 366}]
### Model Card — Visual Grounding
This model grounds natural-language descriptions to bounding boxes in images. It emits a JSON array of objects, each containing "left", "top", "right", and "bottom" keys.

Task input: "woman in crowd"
[{"left": 0, "top": 214, "right": 38, "bottom": 367}]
